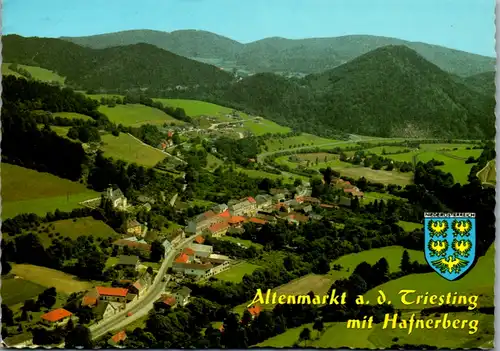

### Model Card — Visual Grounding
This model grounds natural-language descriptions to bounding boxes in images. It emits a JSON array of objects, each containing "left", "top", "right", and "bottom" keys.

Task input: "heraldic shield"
[{"left": 424, "top": 213, "right": 476, "bottom": 281}]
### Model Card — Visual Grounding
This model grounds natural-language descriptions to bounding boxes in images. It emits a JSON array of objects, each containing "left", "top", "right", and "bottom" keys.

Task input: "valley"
[{"left": 0, "top": 18, "right": 495, "bottom": 350}]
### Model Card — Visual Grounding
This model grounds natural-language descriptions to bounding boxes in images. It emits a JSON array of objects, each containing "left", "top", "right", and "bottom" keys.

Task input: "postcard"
[{"left": 1, "top": 0, "right": 496, "bottom": 349}]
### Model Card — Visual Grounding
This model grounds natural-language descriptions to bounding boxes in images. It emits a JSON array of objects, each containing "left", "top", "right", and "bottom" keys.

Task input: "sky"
[{"left": 3, "top": 0, "right": 496, "bottom": 57}]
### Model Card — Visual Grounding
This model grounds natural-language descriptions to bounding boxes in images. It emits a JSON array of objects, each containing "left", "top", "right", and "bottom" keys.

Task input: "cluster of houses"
[
  {"left": 330, "top": 178, "right": 365, "bottom": 198},
  {"left": 171, "top": 235, "right": 232, "bottom": 279}
]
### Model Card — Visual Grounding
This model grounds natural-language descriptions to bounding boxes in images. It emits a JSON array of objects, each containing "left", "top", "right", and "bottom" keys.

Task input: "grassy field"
[
  {"left": 53, "top": 112, "right": 94, "bottom": 121},
  {"left": 48, "top": 125, "right": 72, "bottom": 139},
  {"left": 206, "top": 153, "right": 224, "bottom": 170},
  {"left": 256, "top": 311, "right": 493, "bottom": 349},
  {"left": 256, "top": 321, "right": 375, "bottom": 348},
  {"left": 237, "top": 168, "right": 307, "bottom": 183},
  {"left": 397, "top": 220, "right": 422, "bottom": 232},
  {"left": 368, "top": 143, "right": 482, "bottom": 184},
  {"left": 2, "top": 63, "right": 24, "bottom": 78},
  {"left": 1, "top": 276, "right": 47, "bottom": 306},
  {"left": 239, "top": 119, "right": 291, "bottom": 135},
  {"left": 264, "top": 134, "right": 341, "bottom": 152},
  {"left": 215, "top": 262, "right": 262, "bottom": 283},
  {"left": 98, "top": 104, "right": 182, "bottom": 127},
  {"left": 100, "top": 133, "right": 166, "bottom": 167},
  {"left": 10, "top": 264, "right": 94, "bottom": 294},
  {"left": 2, "top": 163, "right": 99, "bottom": 219},
  {"left": 85, "top": 93, "right": 125, "bottom": 101},
  {"left": 330, "top": 246, "right": 425, "bottom": 276},
  {"left": 153, "top": 98, "right": 237, "bottom": 118},
  {"left": 36, "top": 217, "right": 118, "bottom": 247},
  {"left": 477, "top": 160, "right": 496, "bottom": 185},
  {"left": 277, "top": 156, "right": 412, "bottom": 186},
  {"left": 364, "top": 244, "right": 495, "bottom": 310},
  {"left": 18, "top": 64, "right": 66, "bottom": 84}
]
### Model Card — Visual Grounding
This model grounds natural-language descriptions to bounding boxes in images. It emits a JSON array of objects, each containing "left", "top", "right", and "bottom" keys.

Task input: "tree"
[
  {"left": 1, "top": 304, "right": 14, "bottom": 326},
  {"left": 312, "top": 318, "right": 324, "bottom": 337},
  {"left": 172, "top": 133, "right": 181, "bottom": 145},
  {"left": 65, "top": 325, "right": 93, "bottom": 349},
  {"left": 37, "top": 287, "right": 57, "bottom": 309},
  {"left": 150, "top": 240, "right": 165, "bottom": 262},
  {"left": 400, "top": 250, "right": 412, "bottom": 274},
  {"left": 299, "top": 327, "right": 311, "bottom": 346}
]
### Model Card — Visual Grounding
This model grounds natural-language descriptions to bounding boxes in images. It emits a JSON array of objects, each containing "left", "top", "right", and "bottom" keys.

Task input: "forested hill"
[
  {"left": 203, "top": 45, "right": 495, "bottom": 139},
  {"left": 61, "top": 30, "right": 495, "bottom": 77},
  {"left": 2, "top": 35, "right": 234, "bottom": 90}
]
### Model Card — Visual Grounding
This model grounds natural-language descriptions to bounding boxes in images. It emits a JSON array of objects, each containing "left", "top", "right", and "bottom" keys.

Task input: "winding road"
[{"left": 89, "top": 234, "right": 197, "bottom": 340}]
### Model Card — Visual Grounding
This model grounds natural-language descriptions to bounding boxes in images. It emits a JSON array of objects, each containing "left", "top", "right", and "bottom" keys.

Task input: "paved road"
[{"left": 89, "top": 234, "right": 197, "bottom": 340}]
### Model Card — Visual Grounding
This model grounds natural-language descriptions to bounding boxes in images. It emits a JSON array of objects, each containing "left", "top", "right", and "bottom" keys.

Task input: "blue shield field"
[{"left": 424, "top": 215, "right": 476, "bottom": 281}]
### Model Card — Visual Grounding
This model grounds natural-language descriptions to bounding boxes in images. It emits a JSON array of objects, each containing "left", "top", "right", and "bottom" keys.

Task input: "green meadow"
[
  {"left": 98, "top": 104, "right": 182, "bottom": 126},
  {"left": 53, "top": 112, "right": 93, "bottom": 121},
  {"left": 100, "top": 133, "right": 166, "bottom": 167},
  {"left": 215, "top": 262, "right": 262, "bottom": 283},
  {"left": 264, "top": 133, "right": 341, "bottom": 152},
  {"left": 2, "top": 163, "right": 99, "bottom": 219}
]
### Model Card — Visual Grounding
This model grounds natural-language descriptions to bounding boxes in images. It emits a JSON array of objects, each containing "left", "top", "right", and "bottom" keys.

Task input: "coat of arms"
[{"left": 424, "top": 212, "right": 476, "bottom": 281}]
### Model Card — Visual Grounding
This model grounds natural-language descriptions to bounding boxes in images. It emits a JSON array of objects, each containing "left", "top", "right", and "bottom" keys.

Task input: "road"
[{"left": 89, "top": 234, "right": 197, "bottom": 340}]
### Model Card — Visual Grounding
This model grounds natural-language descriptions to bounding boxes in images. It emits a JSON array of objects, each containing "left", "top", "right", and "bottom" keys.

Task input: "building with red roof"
[
  {"left": 108, "top": 330, "right": 127, "bottom": 347},
  {"left": 81, "top": 295, "right": 98, "bottom": 308},
  {"left": 95, "top": 287, "right": 129, "bottom": 303},
  {"left": 206, "top": 221, "right": 229, "bottom": 237},
  {"left": 217, "top": 209, "right": 231, "bottom": 218},
  {"left": 159, "top": 295, "right": 177, "bottom": 308},
  {"left": 249, "top": 217, "right": 267, "bottom": 225},
  {"left": 175, "top": 253, "right": 190, "bottom": 264},
  {"left": 247, "top": 197, "right": 256, "bottom": 204},
  {"left": 248, "top": 305, "right": 262, "bottom": 319},
  {"left": 228, "top": 216, "right": 246, "bottom": 227},
  {"left": 40, "top": 308, "right": 72, "bottom": 326},
  {"left": 182, "top": 247, "right": 195, "bottom": 256},
  {"left": 194, "top": 235, "right": 205, "bottom": 244}
]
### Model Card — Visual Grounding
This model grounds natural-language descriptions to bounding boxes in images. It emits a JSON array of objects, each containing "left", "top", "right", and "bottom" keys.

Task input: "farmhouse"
[
  {"left": 113, "top": 238, "right": 151, "bottom": 254},
  {"left": 128, "top": 272, "right": 152, "bottom": 298},
  {"left": 205, "top": 221, "right": 230, "bottom": 237},
  {"left": 108, "top": 330, "right": 127, "bottom": 348},
  {"left": 40, "top": 308, "right": 72, "bottom": 328},
  {"left": 228, "top": 215, "right": 246, "bottom": 228},
  {"left": 93, "top": 301, "right": 119, "bottom": 321},
  {"left": 172, "top": 287, "right": 192, "bottom": 306},
  {"left": 248, "top": 305, "right": 262, "bottom": 320},
  {"left": 189, "top": 243, "right": 214, "bottom": 257},
  {"left": 126, "top": 219, "right": 143, "bottom": 236},
  {"left": 95, "top": 287, "right": 129, "bottom": 305},
  {"left": 193, "top": 235, "right": 205, "bottom": 244},
  {"left": 104, "top": 187, "right": 128, "bottom": 210},
  {"left": 158, "top": 294, "right": 178, "bottom": 309},
  {"left": 172, "top": 262, "right": 213, "bottom": 277},
  {"left": 116, "top": 255, "right": 140, "bottom": 270}
]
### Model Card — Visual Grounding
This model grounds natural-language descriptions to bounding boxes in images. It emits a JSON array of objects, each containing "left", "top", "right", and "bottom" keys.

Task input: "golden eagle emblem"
[
  {"left": 427, "top": 220, "right": 448, "bottom": 237},
  {"left": 431, "top": 256, "right": 469, "bottom": 274},
  {"left": 452, "top": 219, "right": 472, "bottom": 237},
  {"left": 452, "top": 239, "right": 473, "bottom": 258},
  {"left": 427, "top": 239, "right": 448, "bottom": 257}
]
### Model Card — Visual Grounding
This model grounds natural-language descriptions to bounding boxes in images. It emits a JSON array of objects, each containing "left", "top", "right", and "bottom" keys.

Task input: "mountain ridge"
[{"left": 59, "top": 29, "right": 496, "bottom": 77}]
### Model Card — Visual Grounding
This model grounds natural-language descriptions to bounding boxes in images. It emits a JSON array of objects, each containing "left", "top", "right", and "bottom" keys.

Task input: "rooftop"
[
  {"left": 96, "top": 286, "right": 129, "bottom": 297},
  {"left": 175, "top": 253, "right": 190, "bottom": 263},
  {"left": 41, "top": 308, "right": 72, "bottom": 322},
  {"left": 190, "top": 243, "right": 213, "bottom": 252},
  {"left": 208, "top": 221, "right": 230, "bottom": 233},
  {"left": 110, "top": 330, "right": 127, "bottom": 344},
  {"left": 249, "top": 217, "right": 267, "bottom": 225},
  {"left": 194, "top": 235, "right": 205, "bottom": 244}
]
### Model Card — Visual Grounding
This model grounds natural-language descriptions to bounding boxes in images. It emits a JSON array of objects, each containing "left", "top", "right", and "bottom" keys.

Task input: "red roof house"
[
  {"left": 248, "top": 305, "right": 262, "bottom": 318},
  {"left": 217, "top": 209, "right": 231, "bottom": 218},
  {"left": 41, "top": 308, "right": 72, "bottom": 323},
  {"left": 194, "top": 235, "right": 205, "bottom": 244},
  {"left": 208, "top": 221, "right": 229, "bottom": 236},
  {"left": 229, "top": 216, "right": 246, "bottom": 225},
  {"left": 183, "top": 247, "right": 195, "bottom": 256},
  {"left": 247, "top": 197, "right": 256, "bottom": 204},
  {"left": 96, "top": 287, "right": 129, "bottom": 298},
  {"left": 174, "top": 253, "right": 190, "bottom": 263}
]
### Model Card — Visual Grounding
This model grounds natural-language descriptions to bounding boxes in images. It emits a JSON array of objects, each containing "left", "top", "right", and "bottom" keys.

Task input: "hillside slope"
[
  {"left": 3, "top": 34, "right": 234, "bottom": 90},
  {"left": 61, "top": 30, "right": 495, "bottom": 77},
  {"left": 212, "top": 46, "right": 495, "bottom": 139}
]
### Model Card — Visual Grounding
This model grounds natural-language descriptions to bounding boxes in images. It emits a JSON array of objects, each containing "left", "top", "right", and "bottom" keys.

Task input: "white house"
[
  {"left": 104, "top": 187, "right": 128, "bottom": 210},
  {"left": 189, "top": 243, "right": 214, "bottom": 258}
]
